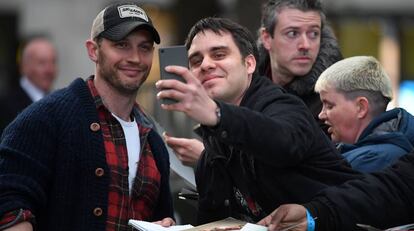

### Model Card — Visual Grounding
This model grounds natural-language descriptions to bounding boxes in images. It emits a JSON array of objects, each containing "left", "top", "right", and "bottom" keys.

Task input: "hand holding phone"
[{"left": 158, "top": 45, "right": 189, "bottom": 104}]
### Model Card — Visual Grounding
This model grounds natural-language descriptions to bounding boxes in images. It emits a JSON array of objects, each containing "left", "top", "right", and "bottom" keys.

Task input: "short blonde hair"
[{"left": 315, "top": 56, "right": 393, "bottom": 100}]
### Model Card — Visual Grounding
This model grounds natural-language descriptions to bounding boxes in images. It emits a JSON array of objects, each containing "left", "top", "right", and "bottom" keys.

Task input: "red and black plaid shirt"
[{"left": 88, "top": 77, "right": 162, "bottom": 231}]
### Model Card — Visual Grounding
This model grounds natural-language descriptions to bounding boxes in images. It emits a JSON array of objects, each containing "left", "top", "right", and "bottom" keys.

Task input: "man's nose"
[
  {"left": 128, "top": 48, "right": 142, "bottom": 63},
  {"left": 298, "top": 34, "right": 310, "bottom": 50},
  {"left": 200, "top": 56, "right": 215, "bottom": 71}
]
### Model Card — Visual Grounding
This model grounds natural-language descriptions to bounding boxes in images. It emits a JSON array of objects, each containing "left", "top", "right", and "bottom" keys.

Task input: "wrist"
[{"left": 306, "top": 209, "right": 315, "bottom": 231}]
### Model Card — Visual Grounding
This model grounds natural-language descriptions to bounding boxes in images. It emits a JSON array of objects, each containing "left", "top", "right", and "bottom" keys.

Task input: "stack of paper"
[
  {"left": 128, "top": 218, "right": 267, "bottom": 231},
  {"left": 128, "top": 220, "right": 194, "bottom": 231}
]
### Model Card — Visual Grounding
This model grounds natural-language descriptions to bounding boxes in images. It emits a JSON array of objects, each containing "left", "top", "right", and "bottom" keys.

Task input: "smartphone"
[{"left": 158, "top": 45, "right": 189, "bottom": 104}]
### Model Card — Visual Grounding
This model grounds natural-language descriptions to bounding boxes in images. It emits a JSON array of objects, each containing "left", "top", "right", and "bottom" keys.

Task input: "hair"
[
  {"left": 260, "top": 0, "right": 326, "bottom": 37},
  {"left": 185, "top": 17, "right": 259, "bottom": 72},
  {"left": 315, "top": 56, "right": 393, "bottom": 116}
]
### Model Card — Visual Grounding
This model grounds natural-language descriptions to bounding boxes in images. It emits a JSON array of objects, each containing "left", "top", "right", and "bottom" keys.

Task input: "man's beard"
[{"left": 97, "top": 50, "right": 148, "bottom": 96}]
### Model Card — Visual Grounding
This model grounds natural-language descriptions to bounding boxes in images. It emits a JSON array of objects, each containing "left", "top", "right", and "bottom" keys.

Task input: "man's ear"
[
  {"left": 260, "top": 27, "right": 272, "bottom": 50},
  {"left": 356, "top": 97, "right": 370, "bottom": 119},
  {"left": 86, "top": 39, "right": 98, "bottom": 62},
  {"left": 244, "top": 54, "right": 257, "bottom": 75}
]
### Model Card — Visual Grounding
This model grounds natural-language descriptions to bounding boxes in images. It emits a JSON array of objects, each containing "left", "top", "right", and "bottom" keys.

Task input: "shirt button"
[
  {"left": 95, "top": 168, "right": 104, "bottom": 177},
  {"left": 93, "top": 207, "right": 103, "bottom": 217},
  {"left": 90, "top": 122, "right": 100, "bottom": 132},
  {"left": 221, "top": 131, "right": 228, "bottom": 139}
]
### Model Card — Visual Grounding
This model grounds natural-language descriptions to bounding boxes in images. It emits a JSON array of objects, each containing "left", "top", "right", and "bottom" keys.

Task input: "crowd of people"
[{"left": 0, "top": 0, "right": 413, "bottom": 231}]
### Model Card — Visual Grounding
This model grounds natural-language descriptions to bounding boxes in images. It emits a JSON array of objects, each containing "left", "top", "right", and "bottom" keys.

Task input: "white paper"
[
  {"left": 240, "top": 223, "right": 267, "bottom": 231},
  {"left": 151, "top": 117, "right": 196, "bottom": 189},
  {"left": 128, "top": 220, "right": 194, "bottom": 231}
]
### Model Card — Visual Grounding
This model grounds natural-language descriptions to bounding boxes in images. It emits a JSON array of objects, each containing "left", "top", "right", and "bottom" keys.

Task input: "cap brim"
[{"left": 100, "top": 21, "right": 160, "bottom": 44}]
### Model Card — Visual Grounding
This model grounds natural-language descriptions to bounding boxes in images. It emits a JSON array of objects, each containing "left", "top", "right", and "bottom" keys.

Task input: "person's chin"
[{"left": 290, "top": 65, "right": 312, "bottom": 76}]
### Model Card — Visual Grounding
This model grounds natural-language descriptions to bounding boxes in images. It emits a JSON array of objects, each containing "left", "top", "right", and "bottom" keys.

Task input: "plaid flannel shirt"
[{"left": 87, "top": 78, "right": 161, "bottom": 231}]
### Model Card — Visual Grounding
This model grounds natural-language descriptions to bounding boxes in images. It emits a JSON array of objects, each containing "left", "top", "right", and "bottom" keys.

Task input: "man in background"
[
  {"left": 258, "top": 0, "right": 342, "bottom": 135},
  {"left": 0, "top": 37, "right": 57, "bottom": 133}
]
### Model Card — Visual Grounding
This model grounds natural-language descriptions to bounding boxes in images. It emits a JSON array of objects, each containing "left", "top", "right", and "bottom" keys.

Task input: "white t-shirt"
[{"left": 112, "top": 113, "right": 140, "bottom": 192}]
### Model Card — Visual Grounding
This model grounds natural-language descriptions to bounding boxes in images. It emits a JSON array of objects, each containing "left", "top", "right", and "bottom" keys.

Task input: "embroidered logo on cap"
[{"left": 117, "top": 5, "right": 149, "bottom": 22}]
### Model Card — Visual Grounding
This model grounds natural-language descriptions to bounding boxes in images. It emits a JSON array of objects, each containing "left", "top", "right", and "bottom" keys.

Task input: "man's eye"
[
  {"left": 309, "top": 31, "right": 320, "bottom": 39},
  {"left": 115, "top": 42, "right": 128, "bottom": 49},
  {"left": 139, "top": 45, "right": 153, "bottom": 53},
  {"left": 287, "top": 31, "right": 298, "bottom": 38},
  {"left": 189, "top": 58, "right": 202, "bottom": 67},
  {"left": 213, "top": 52, "right": 226, "bottom": 59}
]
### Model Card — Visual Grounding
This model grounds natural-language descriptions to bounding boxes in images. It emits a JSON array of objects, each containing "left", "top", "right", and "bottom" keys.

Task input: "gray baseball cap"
[{"left": 90, "top": 1, "right": 160, "bottom": 43}]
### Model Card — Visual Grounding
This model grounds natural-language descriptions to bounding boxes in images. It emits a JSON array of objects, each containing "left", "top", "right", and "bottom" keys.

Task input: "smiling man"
[
  {"left": 156, "top": 17, "right": 360, "bottom": 225},
  {"left": 0, "top": 2, "right": 174, "bottom": 230}
]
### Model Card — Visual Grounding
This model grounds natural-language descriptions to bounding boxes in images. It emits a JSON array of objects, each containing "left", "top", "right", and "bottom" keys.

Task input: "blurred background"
[{"left": 1, "top": 0, "right": 414, "bottom": 225}]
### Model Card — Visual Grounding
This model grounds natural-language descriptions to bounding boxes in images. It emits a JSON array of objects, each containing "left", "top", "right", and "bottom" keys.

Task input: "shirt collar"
[
  {"left": 20, "top": 76, "right": 46, "bottom": 102},
  {"left": 85, "top": 75, "right": 153, "bottom": 129}
]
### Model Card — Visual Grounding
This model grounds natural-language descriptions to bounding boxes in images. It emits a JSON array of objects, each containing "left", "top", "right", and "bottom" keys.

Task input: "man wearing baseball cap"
[{"left": 0, "top": 1, "right": 174, "bottom": 230}]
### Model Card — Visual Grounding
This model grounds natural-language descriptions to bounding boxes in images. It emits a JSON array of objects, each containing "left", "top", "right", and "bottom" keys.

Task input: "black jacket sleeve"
[
  {"left": 199, "top": 77, "right": 326, "bottom": 167},
  {"left": 304, "top": 151, "right": 414, "bottom": 231}
]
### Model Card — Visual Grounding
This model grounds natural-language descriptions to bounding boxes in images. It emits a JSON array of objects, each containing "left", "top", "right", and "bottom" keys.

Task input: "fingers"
[
  {"left": 258, "top": 210, "right": 277, "bottom": 229},
  {"left": 163, "top": 133, "right": 204, "bottom": 165},
  {"left": 155, "top": 82, "right": 187, "bottom": 107},
  {"left": 165, "top": 65, "right": 196, "bottom": 84},
  {"left": 159, "top": 217, "right": 175, "bottom": 227}
]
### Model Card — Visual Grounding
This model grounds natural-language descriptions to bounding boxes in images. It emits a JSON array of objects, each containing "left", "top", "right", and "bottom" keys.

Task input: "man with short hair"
[
  {"left": 0, "top": 37, "right": 57, "bottom": 133},
  {"left": 315, "top": 56, "right": 414, "bottom": 172},
  {"left": 258, "top": 0, "right": 342, "bottom": 134},
  {"left": 0, "top": 2, "right": 174, "bottom": 230},
  {"left": 164, "top": 0, "right": 341, "bottom": 165},
  {"left": 156, "top": 17, "right": 360, "bottom": 224}
]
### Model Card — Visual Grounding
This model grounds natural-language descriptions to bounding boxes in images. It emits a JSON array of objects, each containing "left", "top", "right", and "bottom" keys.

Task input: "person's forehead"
[
  {"left": 190, "top": 30, "right": 236, "bottom": 52},
  {"left": 321, "top": 87, "right": 346, "bottom": 100},
  {"left": 277, "top": 8, "right": 321, "bottom": 26},
  {"left": 116, "top": 28, "right": 154, "bottom": 42}
]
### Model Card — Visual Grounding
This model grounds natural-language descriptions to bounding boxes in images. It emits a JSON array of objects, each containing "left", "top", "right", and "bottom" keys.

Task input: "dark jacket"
[
  {"left": 195, "top": 75, "right": 361, "bottom": 225},
  {"left": 339, "top": 108, "right": 414, "bottom": 172},
  {"left": 0, "top": 84, "right": 33, "bottom": 134},
  {"left": 0, "top": 78, "right": 173, "bottom": 230},
  {"left": 305, "top": 150, "right": 414, "bottom": 231},
  {"left": 258, "top": 25, "right": 342, "bottom": 135}
]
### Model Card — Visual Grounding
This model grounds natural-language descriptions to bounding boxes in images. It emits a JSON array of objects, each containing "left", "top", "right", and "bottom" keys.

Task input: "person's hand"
[
  {"left": 155, "top": 65, "right": 219, "bottom": 126},
  {"left": 153, "top": 217, "right": 175, "bottom": 227},
  {"left": 4, "top": 221, "right": 33, "bottom": 231},
  {"left": 258, "top": 204, "right": 307, "bottom": 231},
  {"left": 163, "top": 132, "right": 204, "bottom": 165}
]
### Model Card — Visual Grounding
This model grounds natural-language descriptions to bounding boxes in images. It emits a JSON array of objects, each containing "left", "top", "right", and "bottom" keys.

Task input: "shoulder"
[
  {"left": 248, "top": 76, "right": 295, "bottom": 100},
  {"left": 17, "top": 78, "right": 93, "bottom": 124},
  {"left": 343, "top": 145, "right": 407, "bottom": 172}
]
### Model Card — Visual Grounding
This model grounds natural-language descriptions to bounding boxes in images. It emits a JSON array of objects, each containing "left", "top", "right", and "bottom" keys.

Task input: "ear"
[
  {"left": 260, "top": 27, "right": 272, "bottom": 51},
  {"left": 244, "top": 54, "right": 257, "bottom": 76},
  {"left": 86, "top": 39, "right": 99, "bottom": 62},
  {"left": 356, "top": 97, "right": 370, "bottom": 119}
]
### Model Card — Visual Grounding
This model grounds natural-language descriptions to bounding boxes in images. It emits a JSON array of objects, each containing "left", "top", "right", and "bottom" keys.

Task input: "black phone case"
[{"left": 158, "top": 45, "right": 188, "bottom": 104}]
